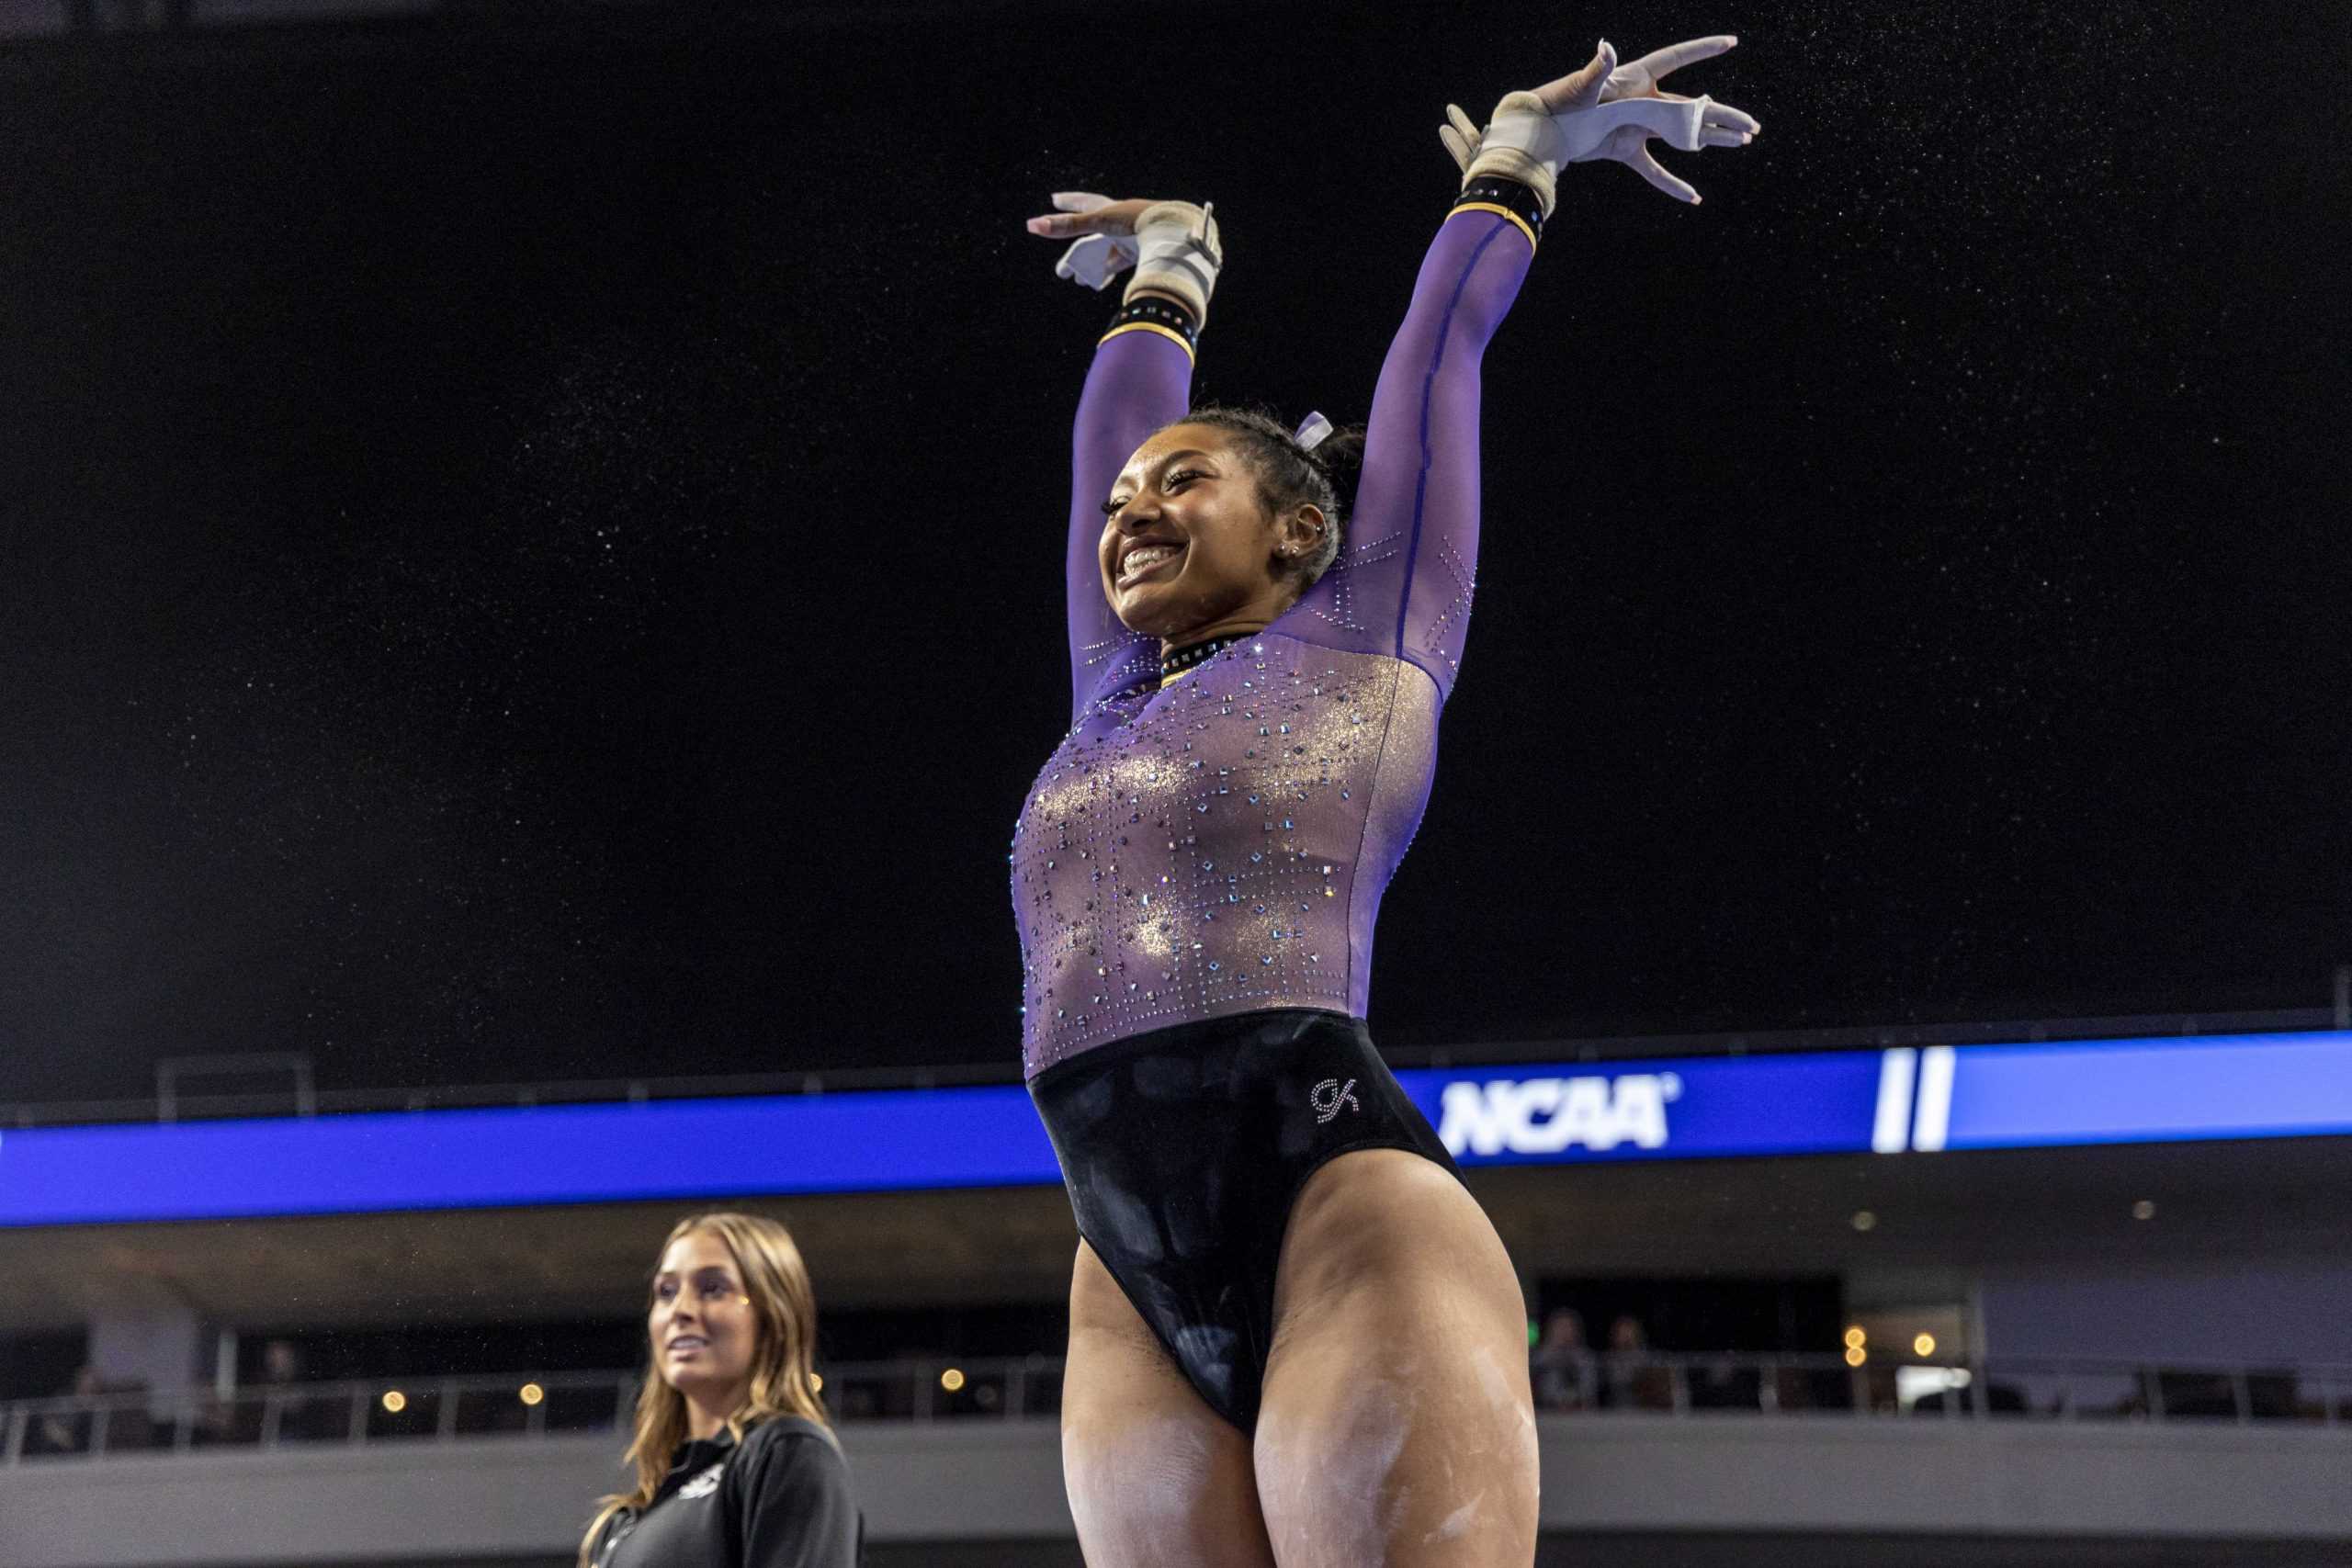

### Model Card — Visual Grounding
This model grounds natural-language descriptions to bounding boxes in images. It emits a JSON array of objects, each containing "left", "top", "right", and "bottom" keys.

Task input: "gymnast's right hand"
[
  {"left": 1025, "top": 193, "right": 1225, "bottom": 322},
  {"left": 1023, "top": 192, "right": 1160, "bottom": 243},
  {"left": 1024, "top": 192, "right": 1152, "bottom": 291}
]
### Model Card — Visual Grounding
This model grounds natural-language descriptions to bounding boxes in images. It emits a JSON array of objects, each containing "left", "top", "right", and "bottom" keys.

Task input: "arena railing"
[{"left": 5, "top": 1353, "right": 2346, "bottom": 1464}]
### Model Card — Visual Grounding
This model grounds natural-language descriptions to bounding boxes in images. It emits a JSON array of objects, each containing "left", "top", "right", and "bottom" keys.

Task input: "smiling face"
[
  {"left": 649, "top": 1230, "right": 759, "bottom": 1414},
  {"left": 1101, "top": 423, "right": 1322, "bottom": 643}
]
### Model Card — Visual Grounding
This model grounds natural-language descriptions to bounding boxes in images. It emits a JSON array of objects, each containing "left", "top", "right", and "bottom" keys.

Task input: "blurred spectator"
[
  {"left": 28, "top": 1366, "right": 101, "bottom": 1455},
  {"left": 260, "top": 1339, "right": 300, "bottom": 1382},
  {"left": 1531, "top": 1309, "right": 1591, "bottom": 1412},
  {"left": 1688, "top": 1356, "right": 1760, "bottom": 1411},
  {"left": 28, "top": 1365, "right": 153, "bottom": 1455},
  {"left": 1602, "top": 1315, "right": 1675, "bottom": 1411},
  {"left": 257, "top": 1338, "right": 345, "bottom": 1442}
]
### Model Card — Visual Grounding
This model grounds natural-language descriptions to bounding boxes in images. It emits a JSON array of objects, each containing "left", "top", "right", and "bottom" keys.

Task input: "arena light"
[
  {"left": 1913, "top": 1334, "right": 1936, "bottom": 1357},
  {"left": 2132, "top": 1199, "right": 2157, "bottom": 1220},
  {"left": 1843, "top": 1326, "right": 1866, "bottom": 1349},
  {"left": 380, "top": 1390, "right": 407, "bottom": 1414},
  {"left": 518, "top": 1382, "right": 544, "bottom": 1405},
  {"left": 1850, "top": 1210, "right": 1877, "bottom": 1232},
  {"left": 1843, "top": 1346, "right": 1867, "bottom": 1368},
  {"left": 940, "top": 1368, "right": 966, "bottom": 1393}
]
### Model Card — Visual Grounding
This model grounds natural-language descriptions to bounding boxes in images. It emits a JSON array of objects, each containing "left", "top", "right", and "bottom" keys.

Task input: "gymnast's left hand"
[
  {"left": 1442, "top": 34, "right": 1760, "bottom": 207},
  {"left": 1598, "top": 35, "right": 1746, "bottom": 108},
  {"left": 1579, "top": 34, "right": 1758, "bottom": 202}
]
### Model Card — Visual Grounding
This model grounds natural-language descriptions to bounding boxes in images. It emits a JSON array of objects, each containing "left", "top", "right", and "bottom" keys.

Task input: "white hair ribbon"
[{"left": 1295, "top": 412, "right": 1333, "bottom": 451}]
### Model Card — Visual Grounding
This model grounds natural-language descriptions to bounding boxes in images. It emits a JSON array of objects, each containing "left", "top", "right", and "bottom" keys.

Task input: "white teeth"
[{"left": 1121, "top": 545, "right": 1179, "bottom": 580}]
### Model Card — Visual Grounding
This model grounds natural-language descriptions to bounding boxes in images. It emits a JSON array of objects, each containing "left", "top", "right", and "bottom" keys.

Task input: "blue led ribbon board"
[
  {"left": 1911, "top": 1033, "right": 2352, "bottom": 1152},
  {"left": 0, "top": 1089, "right": 1060, "bottom": 1226},
  {"left": 1, "top": 1032, "right": 2345, "bottom": 1225}
]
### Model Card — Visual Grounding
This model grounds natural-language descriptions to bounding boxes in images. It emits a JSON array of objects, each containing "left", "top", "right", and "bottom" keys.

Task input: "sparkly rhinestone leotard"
[
  {"left": 1014, "top": 207, "right": 1531, "bottom": 1078},
  {"left": 1018, "top": 201, "right": 1535, "bottom": 1431}
]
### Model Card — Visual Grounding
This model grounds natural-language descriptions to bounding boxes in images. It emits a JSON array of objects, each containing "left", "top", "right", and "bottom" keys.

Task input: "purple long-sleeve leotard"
[{"left": 1012, "top": 209, "right": 1532, "bottom": 1078}]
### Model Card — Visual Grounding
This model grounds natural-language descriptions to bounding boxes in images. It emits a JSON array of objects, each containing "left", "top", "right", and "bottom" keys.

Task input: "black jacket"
[{"left": 594, "top": 1416, "right": 862, "bottom": 1568}]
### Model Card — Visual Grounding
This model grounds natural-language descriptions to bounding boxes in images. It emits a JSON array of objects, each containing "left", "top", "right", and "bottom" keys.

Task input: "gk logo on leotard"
[{"left": 1310, "top": 1077, "right": 1359, "bottom": 1123}]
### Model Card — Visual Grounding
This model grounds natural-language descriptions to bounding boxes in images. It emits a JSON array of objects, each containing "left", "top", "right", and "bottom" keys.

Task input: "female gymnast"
[
  {"left": 1013, "top": 35, "right": 1757, "bottom": 1567},
  {"left": 581, "top": 1213, "right": 862, "bottom": 1568}
]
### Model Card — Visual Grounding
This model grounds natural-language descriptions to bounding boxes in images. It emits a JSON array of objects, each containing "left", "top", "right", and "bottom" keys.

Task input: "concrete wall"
[{"left": 3, "top": 1416, "right": 2348, "bottom": 1567}]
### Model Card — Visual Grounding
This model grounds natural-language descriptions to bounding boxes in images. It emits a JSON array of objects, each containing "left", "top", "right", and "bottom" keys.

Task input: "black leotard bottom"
[{"left": 1030, "top": 1008, "right": 1464, "bottom": 1432}]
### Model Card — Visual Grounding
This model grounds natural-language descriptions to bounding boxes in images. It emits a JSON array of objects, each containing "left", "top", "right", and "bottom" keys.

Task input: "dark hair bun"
[{"left": 1304, "top": 424, "right": 1367, "bottom": 520}]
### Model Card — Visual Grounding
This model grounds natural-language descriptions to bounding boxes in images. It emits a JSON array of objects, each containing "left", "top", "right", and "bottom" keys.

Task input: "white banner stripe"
[
  {"left": 1913, "top": 1045, "right": 1957, "bottom": 1152},
  {"left": 1871, "top": 1049, "right": 1917, "bottom": 1153}
]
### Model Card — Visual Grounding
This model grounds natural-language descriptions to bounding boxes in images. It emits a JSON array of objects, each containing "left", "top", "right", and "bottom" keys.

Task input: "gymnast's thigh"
[
  {"left": 1062, "top": 1239, "right": 1278, "bottom": 1568},
  {"left": 1251, "top": 1148, "right": 1540, "bottom": 1568}
]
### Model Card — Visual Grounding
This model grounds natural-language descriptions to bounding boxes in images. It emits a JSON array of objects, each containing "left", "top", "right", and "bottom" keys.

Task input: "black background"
[{"left": 5, "top": 0, "right": 2346, "bottom": 1103}]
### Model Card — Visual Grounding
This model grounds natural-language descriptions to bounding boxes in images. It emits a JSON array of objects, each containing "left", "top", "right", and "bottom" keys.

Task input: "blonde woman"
[{"left": 582, "top": 1213, "right": 862, "bottom": 1568}]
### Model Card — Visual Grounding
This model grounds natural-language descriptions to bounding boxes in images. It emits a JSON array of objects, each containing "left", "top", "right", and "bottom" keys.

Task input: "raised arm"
[
  {"left": 1276, "top": 175, "right": 1545, "bottom": 699},
  {"left": 1285, "top": 39, "right": 1757, "bottom": 697},
  {"left": 1026, "top": 196, "right": 1226, "bottom": 719},
  {"left": 1063, "top": 316, "right": 1193, "bottom": 718}
]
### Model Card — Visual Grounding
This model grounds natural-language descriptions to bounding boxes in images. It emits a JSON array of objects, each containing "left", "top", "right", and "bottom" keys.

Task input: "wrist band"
[
  {"left": 1123, "top": 200, "right": 1222, "bottom": 323},
  {"left": 1100, "top": 294, "right": 1201, "bottom": 359},
  {"left": 1452, "top": 175, "right": 1546, "bottom": 253}
]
